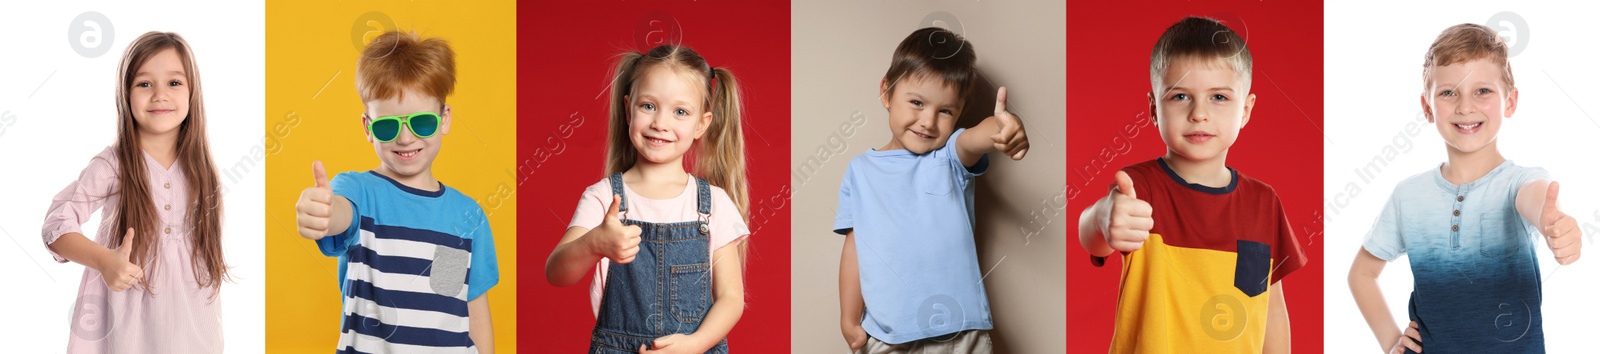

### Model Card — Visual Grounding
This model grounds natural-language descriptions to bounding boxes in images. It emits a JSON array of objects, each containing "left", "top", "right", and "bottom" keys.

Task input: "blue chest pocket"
[
  {"left": 1475, "top": 210, "right": 1526, "bottom": 259},
  {"left": 1233, "top": 240, "right": 1271, "bottom": 297}
]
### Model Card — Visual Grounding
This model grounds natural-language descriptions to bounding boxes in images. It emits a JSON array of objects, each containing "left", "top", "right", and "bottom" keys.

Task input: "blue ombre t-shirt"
[
  {"left": 833, "top": 128, "right": 994, "bottom": 344},
  {"left": 317, "top": 171, "right": 500, "bottom": 353},
  {"left": 1364, "top": 161, "right": 1549, "bottom": 353}
]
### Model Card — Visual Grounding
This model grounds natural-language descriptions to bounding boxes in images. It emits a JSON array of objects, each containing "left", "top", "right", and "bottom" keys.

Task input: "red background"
[
  {"left": 1065, "top": 1, "right": 1324, "bottom": 353},
  {"left": 518, "top": 1, "right": 791, "bottom": 352}
]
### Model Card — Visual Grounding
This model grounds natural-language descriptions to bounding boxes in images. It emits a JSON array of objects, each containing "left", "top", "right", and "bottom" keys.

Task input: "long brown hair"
[
  {"left": 604, "top": 45, "right": 750, "bottom": 221},
  {"left": 113, "top": 31, "right": 228, "bottom": 293}
]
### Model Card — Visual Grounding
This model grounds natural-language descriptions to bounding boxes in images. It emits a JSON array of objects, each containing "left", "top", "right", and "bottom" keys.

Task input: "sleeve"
[
  {"left": 567, "top": 182, "right": 608, "bottom": 231},
  {"left": 41, "top": 153, "right": 119, "bottom": 263},
  {"left": 1269, "top": 193, "right": 1306, "bottom": 284},
  {"left": 709, "top": 187, "right": 751, "bottom": 252},
  {"left": 1362, "top": 192, "right": 1407, "bottom": 261},
  {"left": 832, "top": 164, "right": 855, "bottom": 235},
  {"left": 466, "top": 205, "right": 499, "bottom": 301},
  {"left": 946, "top": 128, "right": 989, "bottom": 184},
  {"left": 317, "top": 172, "right": 364, "bottom": 256}
]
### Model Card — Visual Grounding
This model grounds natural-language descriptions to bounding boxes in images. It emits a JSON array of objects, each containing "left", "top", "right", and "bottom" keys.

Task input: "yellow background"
[{"left": 265, "top": 1, "right": 518, "bottom": 351}]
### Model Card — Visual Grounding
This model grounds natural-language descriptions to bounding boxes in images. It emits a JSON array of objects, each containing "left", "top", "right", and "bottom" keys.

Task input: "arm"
[
  {"left": 468, "top": 294, "right": 494, "bottom": 354},
  {"left": 840, "top": 230, "right": 868, "bottom": 350},
  {"left": 47, "top": 229, "right": 143, "bottom": 292},
  {"left": 644, "top": 242, "right": 746, "bottom": 353},
  {"left": 1516, "top": 180, "right": 1581, "bottom": 265},
  {"left": 956, "top": 87, "right": 1028, "bottom": 166},
  {"left": 1350, "top": 248, "right": 1419, "bottom": 353},
  {"left": 546, "top": 195, "right": 643, "bottom": 287},
  {"left": 1264, "top": 282, "right": 1290, "bottom": 354}
]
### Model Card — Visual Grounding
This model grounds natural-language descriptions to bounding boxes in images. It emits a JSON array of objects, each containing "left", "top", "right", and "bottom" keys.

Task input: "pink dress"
[{"left": 41, "top": 146, "right": 223, "bottom": 353}]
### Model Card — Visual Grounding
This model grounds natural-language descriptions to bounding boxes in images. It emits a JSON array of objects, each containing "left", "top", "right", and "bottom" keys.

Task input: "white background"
[
  {"left": 0, "top": 1, "right": 264, "bottom": 352},
  {"left": 1325, "top": 1, "right": 1599, "bottom": 352}
]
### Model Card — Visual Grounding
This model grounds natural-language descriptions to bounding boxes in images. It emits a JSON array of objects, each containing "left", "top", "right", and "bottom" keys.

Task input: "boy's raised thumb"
[
  {"left": 312, "top": 160, "right": 330, "bottom": 188},
  {"left": 1114, "top": 171, "right": 1136, "bottom": 199}
]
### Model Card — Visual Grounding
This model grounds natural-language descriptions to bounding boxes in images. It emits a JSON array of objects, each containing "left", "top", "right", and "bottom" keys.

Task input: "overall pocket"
[
  {"left": 916, "top": 160, "right": 956, "bottom": 196},
  {"left": 669, "top": 262, "right": 712, "bottom": 324}
]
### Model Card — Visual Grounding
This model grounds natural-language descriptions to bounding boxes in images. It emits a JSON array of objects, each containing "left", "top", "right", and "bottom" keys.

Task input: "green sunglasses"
[{"left": 366, "top": 111, "right": 441, "bottom": 143}]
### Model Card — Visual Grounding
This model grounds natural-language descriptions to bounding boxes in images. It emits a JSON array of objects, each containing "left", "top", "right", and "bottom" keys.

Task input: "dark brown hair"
[{"left": 883, "top": 27, "right": 980, "bottom": 102}]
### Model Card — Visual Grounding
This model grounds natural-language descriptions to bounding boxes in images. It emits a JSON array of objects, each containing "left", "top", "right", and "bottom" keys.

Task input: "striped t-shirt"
[{"left": 318, "top": 171, "right": 499, "bottom": 353}]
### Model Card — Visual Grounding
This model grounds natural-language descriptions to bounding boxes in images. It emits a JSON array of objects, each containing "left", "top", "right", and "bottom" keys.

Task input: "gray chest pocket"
[
  {"left": 430, "top": 245, "right": 470, "bottom": 297},
  {"left": 1476, "top": 211, "right": 1525, "bottom": 259}
]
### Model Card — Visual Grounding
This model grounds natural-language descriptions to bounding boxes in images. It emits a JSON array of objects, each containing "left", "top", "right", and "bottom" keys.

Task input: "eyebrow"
[
  {"left": 1165, "top": 86, "right": 1236, "bottom": 93},
  {"left": 134, "top": 70, "right": 187, "bottom": 77}
]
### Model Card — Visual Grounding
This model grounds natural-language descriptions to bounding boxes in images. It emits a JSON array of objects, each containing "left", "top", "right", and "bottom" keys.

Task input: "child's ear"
[
  {"left": 361, "top": 114, "right": 374, "bottom": 143},
  {"left": 1419, "top": 92, "right": 1435, "bottom": 123},
  {"left": 1240, "top": 93, "right": 1257, "bottom": 128},
  {"left": 1503, "top": 87, "right": 1519, "bottom": 119},
  {"left": 696, "top": 111, "right": 713, "bottom": 139},
  {"left": 440, "top": 104, "right": 453, "bottom": 135},
  {"left": 1146, "top": 92, "right": 1158, "bottom": 123},
  {"left": 880, "top": 77, "right": 892, "bottom": 110}
]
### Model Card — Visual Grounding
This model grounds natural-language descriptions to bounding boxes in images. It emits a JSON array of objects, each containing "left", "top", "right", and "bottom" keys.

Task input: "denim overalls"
[{"left": 590, "top": 173, "right": 729, "bottom": 354}]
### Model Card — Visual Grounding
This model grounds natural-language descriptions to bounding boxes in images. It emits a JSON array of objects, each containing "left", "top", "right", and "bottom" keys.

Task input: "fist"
[
  {"left": 1105, "top": 171, "right": 1154, "bottom": 252},
  {"left": 100, "top": 228, "right": 144, "bottom": 292},
  {"left": 588, "top": 195, "right": 643, "bottom": 264},
  {"left": 841, "top": 322, "right": 868, "bottom": 351},
  {"left": 1540, "top": 182, "right": 1581, "bottom": 265},
  {"left": 296, "top": 161, "right": 334, "bottom": 240}
]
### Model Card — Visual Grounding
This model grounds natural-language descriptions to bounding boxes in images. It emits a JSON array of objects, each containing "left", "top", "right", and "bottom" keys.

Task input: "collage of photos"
[{"left": 0, "top": 0, "right": 1594, "bottom": 353}]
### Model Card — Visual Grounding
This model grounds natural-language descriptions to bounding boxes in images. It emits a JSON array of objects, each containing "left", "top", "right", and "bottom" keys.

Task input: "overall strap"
[
  {"left": 696, "top": 178, "right": 711, "bottom": 215},
  {"left": 608, "top": 172, "right": 628, "bottom": 214}
]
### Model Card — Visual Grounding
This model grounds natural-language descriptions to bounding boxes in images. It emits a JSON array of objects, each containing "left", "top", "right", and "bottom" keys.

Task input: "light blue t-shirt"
[
  {"left": 834, "top": 128, "right": 994, "bottom": 344},
  {"left": 317, "top": 171, "right": 500, "bottom": 352},
  {"left": 1364, "top": 161, "right": 1548, "bottom": 352}
]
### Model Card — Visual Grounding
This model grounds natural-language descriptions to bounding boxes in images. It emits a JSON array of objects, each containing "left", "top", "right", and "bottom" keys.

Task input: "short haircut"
[
  {"left": 356, "top": 31, "right": 456, "bottom": 104},
  {"left": 1422, "top": 23, "right": 1514, "bottom": 89},
  {"left": 884, "top": 27, "right": 979, "bottom": 101},
  {"left": 1149, "top": 16, "right": 1252, "bottom": 90}
]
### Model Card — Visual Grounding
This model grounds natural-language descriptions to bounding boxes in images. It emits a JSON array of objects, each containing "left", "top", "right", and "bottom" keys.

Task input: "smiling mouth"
[
  {"left": 1453, "top": 122, "right": 1483, "bottom": 133},
  {"left": 911, "top": 130, "right": 936, "bottom": 139},
  {"left": 393, "top": 148, "right": 422, "bottom": 160},
  {"left": 645, "top": 136, "right": 674, "bottom": 146},
  {"left": 146, "top": 109, "right": 176, "bottom": 115}
]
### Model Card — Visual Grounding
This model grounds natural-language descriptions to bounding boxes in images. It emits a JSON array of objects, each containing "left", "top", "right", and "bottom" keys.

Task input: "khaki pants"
[{"left": 855, "top": 330, "right": 993, "bottom": 354}]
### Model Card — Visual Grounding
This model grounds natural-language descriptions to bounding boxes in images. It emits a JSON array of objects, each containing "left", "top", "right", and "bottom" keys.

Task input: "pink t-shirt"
[
  {"left": 41, "top": 146, "right": 223, "bottom": 353},
  {"left": 567, "top": 176, "right": 749, "bottom": 317}
]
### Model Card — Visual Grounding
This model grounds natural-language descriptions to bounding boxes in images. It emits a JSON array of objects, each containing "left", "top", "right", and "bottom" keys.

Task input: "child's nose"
[
  {"left": 1187, "top": 103, "right": 1209, "bottom": 123},
  {"left": 1454, "top": 99, "right": 1476, "bottom": 115},
  {"left": 394, "top": 123, "right": 420, "bottom": 143}
]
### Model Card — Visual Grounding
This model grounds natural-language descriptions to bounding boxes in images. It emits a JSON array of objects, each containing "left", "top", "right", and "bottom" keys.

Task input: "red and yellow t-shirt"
[{"left": 1102, "top": 159, "right": 1306, "bottom": 353}]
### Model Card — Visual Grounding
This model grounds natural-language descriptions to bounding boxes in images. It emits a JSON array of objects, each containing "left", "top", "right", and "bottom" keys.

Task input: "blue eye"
[
  {"left": 640, "top": 102, "right": 655, "bottom": 111},
  {"left": 674, "top": 108, "right": 688, "bottom": 116}
]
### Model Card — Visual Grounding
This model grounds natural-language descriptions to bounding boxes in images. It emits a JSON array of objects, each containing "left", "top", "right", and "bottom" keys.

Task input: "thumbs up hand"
[
  {"left": 988, "top": 87, "right": 1030, "bottom": 161},
  {"left": 1540, "top": 182, "right": 1582, "bottom": 265},
  {"left": 296, "top": 161, "right": 335, "bottom": 240},
  {"left": 100, "top": 228, "right": 144, "bottom": 292},
  {"left": 586, "top": 195, "right": 643, "bottom": 264},
  {"left": 1104, "top": 171, "right": 1154, "bottom": 252}
]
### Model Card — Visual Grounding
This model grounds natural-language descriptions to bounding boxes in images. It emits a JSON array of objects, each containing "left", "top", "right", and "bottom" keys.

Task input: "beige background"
[{"left": 790, "top": 1, "right": 1067, "bottom": 352}]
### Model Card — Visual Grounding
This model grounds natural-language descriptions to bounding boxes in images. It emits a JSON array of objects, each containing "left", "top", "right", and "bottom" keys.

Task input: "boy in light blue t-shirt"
[
  {"left": 833, "top": 28, "right": 1029, "bottom": 354},
  {"left": 1348, "top": 23, "right": 1582, "bottom": 354}
]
